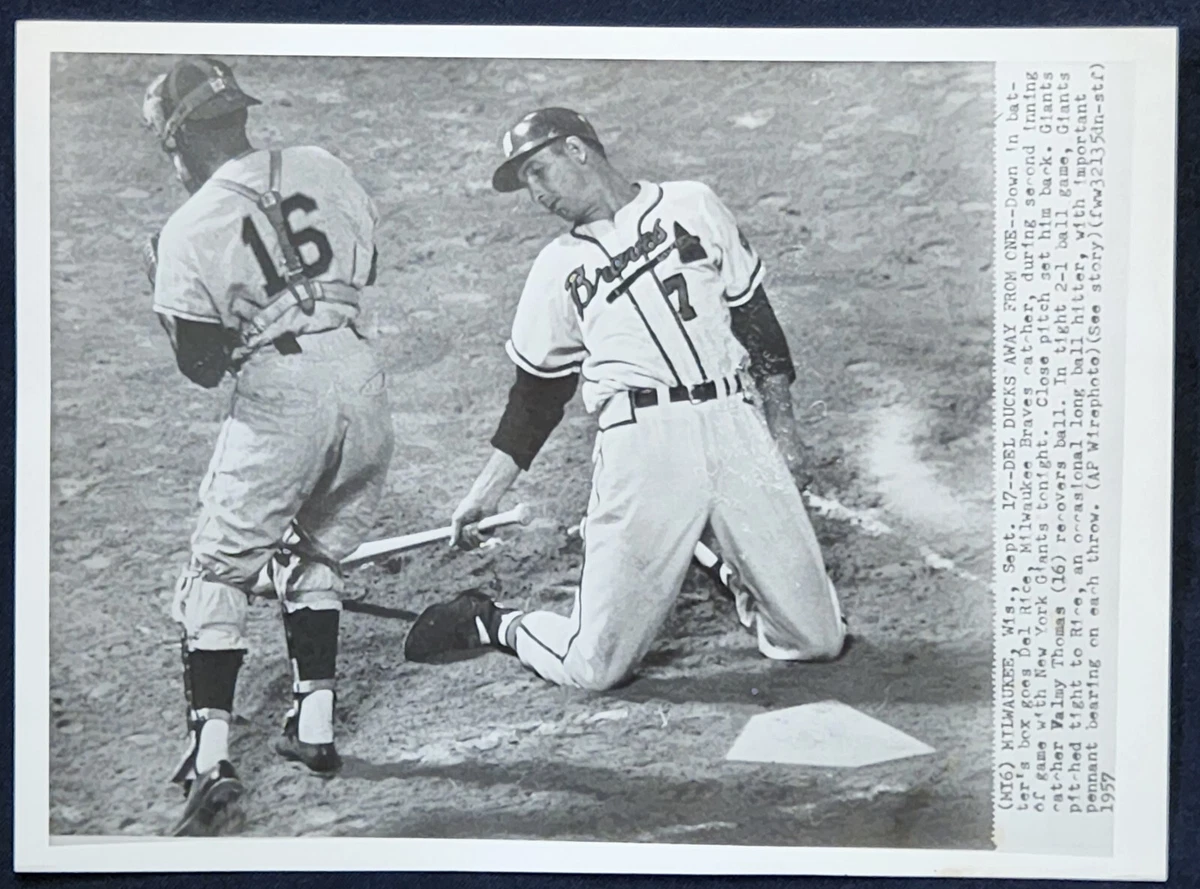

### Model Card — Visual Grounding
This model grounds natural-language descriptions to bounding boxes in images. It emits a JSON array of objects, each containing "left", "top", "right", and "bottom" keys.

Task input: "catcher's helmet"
[
  {"left": 143, "top": 57, "right": 261, "bottom": 150},
  {"left": 492, "top": 107, "right": 602, "bottom": 193}
]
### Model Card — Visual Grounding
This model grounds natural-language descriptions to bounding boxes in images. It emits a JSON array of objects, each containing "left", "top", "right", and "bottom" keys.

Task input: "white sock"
[
  {"left": 194, "top": 718, "right": 230, "bottom": 774},
  {"left": 297, "top": 689, "right": 334, "bottom": 745},
  {"left": 497, "top": 610, "right": 523, "bottom": 650}
]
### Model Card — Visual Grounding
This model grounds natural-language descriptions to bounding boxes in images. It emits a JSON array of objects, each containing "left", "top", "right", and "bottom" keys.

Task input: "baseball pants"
[
  {"left": 510, "top": 389, "right": 845, "bottom": 691},
  {"left": 173, "top": 327, "right": 395, "bottom": 651}
]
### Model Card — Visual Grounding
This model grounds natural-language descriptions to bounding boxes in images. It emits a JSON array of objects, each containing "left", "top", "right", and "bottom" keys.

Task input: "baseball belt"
[{"left": 629, "top": 376, "right": 743, "bottom": 409}]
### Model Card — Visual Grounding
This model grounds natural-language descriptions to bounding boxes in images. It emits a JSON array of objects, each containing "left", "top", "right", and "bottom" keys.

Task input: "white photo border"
[{"left": 14, "top": 20, "right": 1178, "bottom": 879}]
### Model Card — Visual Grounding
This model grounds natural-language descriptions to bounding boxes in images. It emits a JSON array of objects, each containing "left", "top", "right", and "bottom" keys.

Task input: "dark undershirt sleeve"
[
  {"left": 174, "top": 318, "right": 236, "bottom": 389},
  {"left": 491, "top": 367, "right": 580, "bottom": 471},
  {"left": 729, "top": 284, "right": 797, "bottom": 385}
]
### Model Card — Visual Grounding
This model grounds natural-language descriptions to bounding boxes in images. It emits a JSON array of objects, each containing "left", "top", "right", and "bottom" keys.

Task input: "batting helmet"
[
  {"left": 143, "top": 57, "right": 261, "bottom": 151},
  {"left": 492, "top": 107, "right": 602, "bottom": 193}
]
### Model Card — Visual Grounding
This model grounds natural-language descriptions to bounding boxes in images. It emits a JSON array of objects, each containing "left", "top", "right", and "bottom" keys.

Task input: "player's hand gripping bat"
[{"left": 340, "top": 503, "right": 532, "bottom": 568}]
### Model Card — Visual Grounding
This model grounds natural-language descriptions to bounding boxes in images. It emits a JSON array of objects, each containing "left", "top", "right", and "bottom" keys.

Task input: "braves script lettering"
[{"left": 565, "top": 220, "right": 669, "bottom": 313}]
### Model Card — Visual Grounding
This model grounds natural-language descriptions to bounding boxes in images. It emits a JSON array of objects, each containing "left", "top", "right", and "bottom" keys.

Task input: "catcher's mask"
[{"left": 142, "top": 57, "right": 261, "bottom": 189}]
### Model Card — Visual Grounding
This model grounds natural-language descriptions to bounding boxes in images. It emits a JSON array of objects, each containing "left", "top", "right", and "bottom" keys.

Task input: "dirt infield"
[{"left": 48, "top": 54, "right": 994, "bottom": 847}]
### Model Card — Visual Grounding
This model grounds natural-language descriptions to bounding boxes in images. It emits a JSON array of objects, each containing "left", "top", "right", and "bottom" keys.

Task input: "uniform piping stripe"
[
  {"left": 506, "top": 340, "right": 583, "bottom": 377},
  {"left": 516, "top": 622, "right": 568, "bottom": 662},
  {"left": 570, "top": 221, "right": 682, "bottom": 388},
  {"left": 598, "top": 417, "right": 637, "bottom": 432},
  {"left": 726, "top": 259, "right": 764, "bottom": 304},
  {"left": 650, "top": 268, "right": 708, "bottom": 382},
  {"left": 625, "top": 292, "right": 681, "bottom": 386},
  {"left": 635, "top": 183, "right": 704, "bottom": 379},
  {"left": 512, "top": 437, "right": 604, "bottom": 674},
  {"left": 562, "top": 437, "right": 603, "bottom": 658},
  {"left": 569, "top": 228, "right": 610, "bottom": 256},
  {"left": 636, "top": 184, "right": 664, "bottom": 233}
]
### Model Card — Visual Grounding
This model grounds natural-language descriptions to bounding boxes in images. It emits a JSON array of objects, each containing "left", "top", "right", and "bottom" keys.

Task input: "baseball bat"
[
  {"left": 691, "top": 539, "right": 738, "bottom": 590},
  {"left": 691, "top": 538, "right": 721, "bottom": 571},
  {"left": 341, "top": 503, "right": 532, "bottom": 568}
]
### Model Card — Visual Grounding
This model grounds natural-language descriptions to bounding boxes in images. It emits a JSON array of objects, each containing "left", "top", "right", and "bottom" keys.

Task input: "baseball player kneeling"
[
  {"left": 141, "top": 58, "right": 395, "bottom": 835},
  {"left": 406, "top": 108, "right": 845, "bottom": 689}
]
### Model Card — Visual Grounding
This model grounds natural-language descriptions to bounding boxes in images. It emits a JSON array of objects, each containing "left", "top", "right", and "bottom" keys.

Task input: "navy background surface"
[{"left": 1, "top": 1, "right": 1195, "bottom": 886}]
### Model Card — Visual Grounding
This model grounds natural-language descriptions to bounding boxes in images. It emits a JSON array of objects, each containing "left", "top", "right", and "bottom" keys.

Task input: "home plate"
[{"left": 725, "top": 700, "right": 935, "bottom": 767}]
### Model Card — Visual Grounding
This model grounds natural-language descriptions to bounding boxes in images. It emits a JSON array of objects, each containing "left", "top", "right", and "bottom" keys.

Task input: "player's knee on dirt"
[
  {"left": 563, "top": 656, "right": 635, "bottom": 692},
  {"left": 755, "top": 611, "right": 846, "bottom": 662},
  {"left": 803, "top": 618, "right": 848, "bottom": 661},
  {"left": 173, "top": 568, "right": 250, "bottom": 651}
]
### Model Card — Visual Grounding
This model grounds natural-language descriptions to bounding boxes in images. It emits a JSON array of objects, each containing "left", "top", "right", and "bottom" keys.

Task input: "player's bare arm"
[
  {"left": 728, "top": 283, "right": 813, "bottom": 488},
  {"left": 757, "top": 375, "right": 813, "bottom": 489},
  {"left": 452, "top": 367, "right": 579, "bottom": 549},
  {"left": 450, "top": 451, "right": 522, "bottom": 549}
]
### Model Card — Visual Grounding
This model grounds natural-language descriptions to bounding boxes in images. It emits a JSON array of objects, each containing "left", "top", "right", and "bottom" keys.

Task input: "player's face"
[
  {"left": 166, "top": 131, "right": 204, "bottom": 194},
  {"left": 518, "top": 141, "right": 592, "bottom": 222},
  {"left": 169, "top": 149, "right": 200, "bottom": 194}
]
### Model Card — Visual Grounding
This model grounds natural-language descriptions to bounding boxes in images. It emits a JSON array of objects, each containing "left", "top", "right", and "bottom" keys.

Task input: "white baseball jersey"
[
  {"left": 506, "top": 180, "right": 767, "bottom": 413},
  {"left": 154, "top": 146, "right": 378, "bottom": 338}
]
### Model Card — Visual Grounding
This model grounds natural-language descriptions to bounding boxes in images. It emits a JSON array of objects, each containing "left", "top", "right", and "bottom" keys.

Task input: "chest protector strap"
[{"left": 213, "top": 150, "right": 359, "bottom": 342}]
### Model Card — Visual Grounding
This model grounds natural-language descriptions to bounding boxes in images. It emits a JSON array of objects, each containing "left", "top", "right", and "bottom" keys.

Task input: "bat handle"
[
  {"left": 475, "top": 502, "right": 532, "bottom": 533},
  {"left": 693, "top": 540, "right": 737, "bottom": 589},
  {"left": 692, "top": 539, "right": 720, "bottom": 570}
]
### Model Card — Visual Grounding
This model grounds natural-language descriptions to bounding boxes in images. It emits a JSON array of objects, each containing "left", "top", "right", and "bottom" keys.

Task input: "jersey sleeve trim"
[
  {"left": 724, "top": 258, "right": 765, "bottom": 307},
  {"left": 153, "top": 304, "right": 223, "bottom": 325},
  {"left": 505, "top": 340, "right": 583, "bottom": 379}
]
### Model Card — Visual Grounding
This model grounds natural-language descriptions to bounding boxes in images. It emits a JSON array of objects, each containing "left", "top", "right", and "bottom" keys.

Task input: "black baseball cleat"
[
  {"left": 404, "top": 589, "right": 515, "bottom": 663},
  {"left": 275, "top": 713, "right": 343, "bottom": 775},
  {"left": 170, "top": 760, "right": 244, "bottom": 837}
]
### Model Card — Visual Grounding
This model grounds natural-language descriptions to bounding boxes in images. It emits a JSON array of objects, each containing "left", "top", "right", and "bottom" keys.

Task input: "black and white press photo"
[{"left": 14, "top": 23, "right": 1176, "bottom": 879}]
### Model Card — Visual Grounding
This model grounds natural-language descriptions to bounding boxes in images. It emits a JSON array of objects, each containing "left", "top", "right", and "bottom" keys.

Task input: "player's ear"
[
  {"left": 173, "top": 124, "right": 195, "bottom": 153},
  {"left": 562, "top": 136, "right": 589, "bottom": 164}
]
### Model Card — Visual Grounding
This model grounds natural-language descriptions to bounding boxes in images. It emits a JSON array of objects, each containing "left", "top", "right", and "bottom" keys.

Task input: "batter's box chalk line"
[
  {"left": 804, "top": 490, "right": 988, "bottom": 590},
  {"left": 805, "top": 490, "right": 895, "bottom": 536},
  {"left": 725, "top": 700, "right": 936, "bottom": 768}
]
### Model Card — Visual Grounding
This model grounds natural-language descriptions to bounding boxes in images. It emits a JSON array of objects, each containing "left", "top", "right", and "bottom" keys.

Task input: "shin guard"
[
  {"left": 280, "top": 606, "right": 340, "bottom": 737},
  {"left": 170, "top": 637, "right": 244, "bottom": 791}
]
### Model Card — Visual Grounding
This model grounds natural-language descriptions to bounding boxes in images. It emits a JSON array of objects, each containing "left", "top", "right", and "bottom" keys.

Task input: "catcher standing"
[
  {"left": 142, "top": 58, "right": 395, "bottom": 835},
  {"left": 407, "top": 108, "right": 845, "bottom": 689}
]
